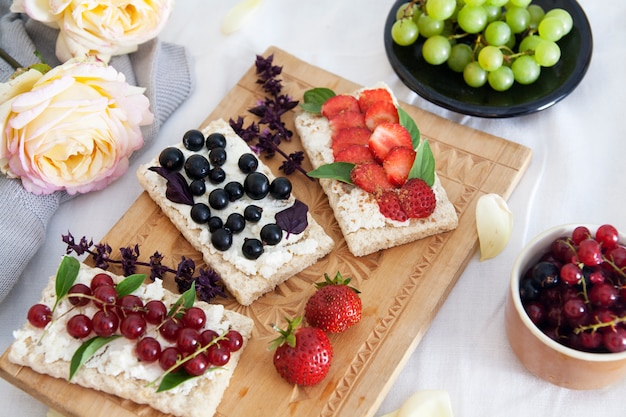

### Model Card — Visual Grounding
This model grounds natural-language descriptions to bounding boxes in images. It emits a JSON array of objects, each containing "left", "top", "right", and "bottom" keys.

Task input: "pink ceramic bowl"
[{"left": 505, "top": 223, "right": 626, "bottom": 390}]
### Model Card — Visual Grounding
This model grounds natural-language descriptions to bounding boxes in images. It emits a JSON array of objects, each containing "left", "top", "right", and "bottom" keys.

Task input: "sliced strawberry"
[
  {"left": 382, "top": 146, "right": 416, "bottom": 186},
  {"left": 321, "top": 94, "right": 361, "bottom": 119},
  {"left": 335, "top": 144, "right": 376, "bottom": 164},
  {"left": 398, "top": 178, "right": 436, "bottom": 219},
  {"left": 368, "top": 123, "right": 413, "bottom": 161},
  {"left": 350, "top": 162, "right": 394, "bottom": 194},
  {"left": 331, "top": 127, "right": 371, "bottom": 156},
  {"left": 376, "top": 190, "right": 408, "bottom": 222},
  {"left": 365, "top": 100, "right": 399, "bottom": 131},
  {"left": 358, "top": 88, "right": 394, "bottom": 113},
  {"left": 329, "top": 110, "right": 367, "bottom": 133}
]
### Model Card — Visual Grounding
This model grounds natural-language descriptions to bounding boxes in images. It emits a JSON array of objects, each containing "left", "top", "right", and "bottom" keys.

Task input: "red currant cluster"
[
  {"left": 520, "top": 224, "right": 626, "bottom": 354},
  {"left": 26, "top": 272, "right": 243, "bottom": 378}
]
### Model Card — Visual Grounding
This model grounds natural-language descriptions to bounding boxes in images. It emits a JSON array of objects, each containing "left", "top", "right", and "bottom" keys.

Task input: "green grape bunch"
[{"left": 390, "top": 0, "right": 573, "bottom": 91}]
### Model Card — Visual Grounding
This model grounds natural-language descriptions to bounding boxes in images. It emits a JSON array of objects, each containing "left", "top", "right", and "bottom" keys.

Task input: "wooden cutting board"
[{"left": 0, "top": 46, "right": 531, "bottom": 417}]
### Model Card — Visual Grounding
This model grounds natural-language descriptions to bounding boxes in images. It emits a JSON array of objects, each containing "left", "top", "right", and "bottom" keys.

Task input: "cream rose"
[
  {"left": 11, "top": 0, "right": 174, "bottom": 63},
  {"left": 0, "top": 57, "right": 153, "bottom": 195}
]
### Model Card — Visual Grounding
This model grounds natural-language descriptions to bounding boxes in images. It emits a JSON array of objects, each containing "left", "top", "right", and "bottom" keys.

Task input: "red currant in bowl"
[{"left": 506, "top": 223, "right": 626, "bottom": 390}]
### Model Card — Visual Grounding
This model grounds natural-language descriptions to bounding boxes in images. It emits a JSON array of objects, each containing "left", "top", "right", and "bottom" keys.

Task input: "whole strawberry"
[
  {"left": 271, "top": 317, "right": 333, "bottom": 386},
  {"left": 305, "top": 272, "right": 362, "bottom": 333}
]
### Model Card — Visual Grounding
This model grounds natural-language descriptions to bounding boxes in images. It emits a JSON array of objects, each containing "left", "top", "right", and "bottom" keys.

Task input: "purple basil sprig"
[
  {"left": 229, "top": 54, "right": 310, "bottom": 179},
  {"left": 62, "top": 232, "right": 227, "bottom": 302}
]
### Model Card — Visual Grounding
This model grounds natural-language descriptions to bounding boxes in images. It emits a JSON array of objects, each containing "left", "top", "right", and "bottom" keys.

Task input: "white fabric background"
[{"left": 1, "top": 1, "right": 623, "bottom": 416}]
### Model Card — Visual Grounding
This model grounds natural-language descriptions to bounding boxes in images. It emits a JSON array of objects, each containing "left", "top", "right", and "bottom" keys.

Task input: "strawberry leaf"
[
  {"left": 54, "top": 256, "right": 80, "bottom": 310},
  {"left": 115, "top": 273, "right": 147, "bottom": 298},
  {"left": 300, "top": 87, "right": 336, "bottom": 114},
  {"left": 398, "top": 107, "right": 420, "bottom": 149},
  {"left": 69, "top": 335, "right": 121, "bottom": 381},
  {"left": 307, "top": 162, "right": 354, "bottom": 183},
  {"left": 409, "top": 140, "right": 435, "bottom": 187}
]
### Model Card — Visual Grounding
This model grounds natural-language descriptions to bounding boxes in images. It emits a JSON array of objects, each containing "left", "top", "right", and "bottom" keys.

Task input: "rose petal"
[{"left": 476, "top": 193, "right": 513, "bottom": 261}]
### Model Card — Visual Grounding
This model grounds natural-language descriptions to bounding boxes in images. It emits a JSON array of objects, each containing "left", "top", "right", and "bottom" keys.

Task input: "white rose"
[{"left": 11, "top": 0, "right": 174, "bottom": 63}]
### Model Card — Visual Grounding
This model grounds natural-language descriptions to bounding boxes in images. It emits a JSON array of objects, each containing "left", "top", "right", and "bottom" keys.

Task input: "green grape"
[
  {"left": 464, "top": 0, "right": 486, "bottom": 6},
  {"left": 484, "top": 21, "right": 511, "bottom": 46},
  {"left": 422, "top": 35, "right": 452, "bottom": 65},
  {"left": 417, "top": 13, "right": 445, "bottom": 37},
  {"left": 484, "top": 5, "right": 502, "bottom": 23},
  {"left": 505, "top": 6, "right": 531, "bottom": 34},
  {"left": 518, "top": 34, "right": 542, "bottom": 52},
  {"left": 527, "top": 4, "right": 545, "bottom": 30},
  {"left": 395, "top": 2, "right": 417, "bottom": 20},
  {"left": 463, "top": 61, "right": 488, "bottom": 88},
  {"left": 486, "top": 0, "right": 509, "bottom": 6},
  {"left": 392, "top": 18, "right": 419, "bottom": 46},
  {"left": 457, "top": 5, "right": 488, "bottom": 34},
  {"left": 447, "top": 43, "right": 473, "bottom": 72},
  {"left": 478, "top": 45, "right": 503, "bottom": 71},
  {"left": 538, "top": 17, "right": 565, "bottom": 42},
  {"left": 487, "top": 66, "right": 514, "bottom": 91},
  {"left": 511, "top": 55, "right": 541, "bottom": 84},
  {"left": 534, "top": 39, "right": 561, "bottom": 67},
  {"left": 426, "top": 0, "right": 457, "bottom": 21},
  {"left": 509, "top": 0, "right": 532, "bottom": 7},
  {"left": 544, "top": 8, "right": 573, "bottom": 36}
]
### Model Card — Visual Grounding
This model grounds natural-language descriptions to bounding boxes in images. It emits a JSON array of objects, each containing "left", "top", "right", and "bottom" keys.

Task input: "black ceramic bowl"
[{"left": 384, "top": 0, "right": 593, "bottom": 118}]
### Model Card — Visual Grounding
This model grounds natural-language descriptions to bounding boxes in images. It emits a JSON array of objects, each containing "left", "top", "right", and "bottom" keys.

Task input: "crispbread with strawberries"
[{"left": 294, "top": 82, "right": 458, "bottom": 257}]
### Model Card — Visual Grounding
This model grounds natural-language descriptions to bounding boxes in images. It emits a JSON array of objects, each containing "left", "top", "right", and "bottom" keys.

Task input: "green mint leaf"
[
  {"left": 300, "top": 87, "right": 336, "bottom": 114},
  {"left": 69, "top": 335, "right": 121, "bottom": 381},
  {"left": 168, "top": 281, "right": 196, "bottom": 318},
  {"left": 54, "top": 256, "right": 80, "bottom": 310},
  {"left": 156, "top": 369, "right": 198, "bottom": 392},
  {"left": 307, "top": 162, "right": 354, "bottom": 183},
  {"left": 115, "top": 273, "right": 147, "bottom": 298},
  {"left": 409, "top": 140, "right": 435, "bottom": 187},
  {"left": 398, "top": 107, "right": 420, "bottom": 149}
]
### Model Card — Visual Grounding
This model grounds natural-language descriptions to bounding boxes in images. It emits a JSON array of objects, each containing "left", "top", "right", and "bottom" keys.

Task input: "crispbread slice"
[
  {"left": 294, "top": 83, "right": 458, "bottom": 257},
  {"left": 137, "top": 119, "right": 334, "bottom": 305},
  {"left": 9, "top": 261, "right": 254, "bottom": 417}
]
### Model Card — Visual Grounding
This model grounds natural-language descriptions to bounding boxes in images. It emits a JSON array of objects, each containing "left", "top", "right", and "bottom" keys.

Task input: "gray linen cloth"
[{"left": 0, "top": 0, "right": 192, "bottom": 302}]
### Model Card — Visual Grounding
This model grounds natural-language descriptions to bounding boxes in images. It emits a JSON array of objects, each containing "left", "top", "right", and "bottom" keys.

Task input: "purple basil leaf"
[
  {"left": 148, "top": 166, "right": 194, "bottom": 206},
  {"left": 275, "top": 200, "right": 309, "bottom": 237}
]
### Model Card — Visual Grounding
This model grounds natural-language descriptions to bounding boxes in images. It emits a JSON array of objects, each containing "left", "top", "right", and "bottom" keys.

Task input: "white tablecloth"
[{"left": 1, "top": 1, "right": 624, "bottom": 416}]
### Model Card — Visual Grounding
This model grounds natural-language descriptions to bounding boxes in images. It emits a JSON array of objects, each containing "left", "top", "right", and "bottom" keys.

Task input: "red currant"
[
  {"left": 572, "top": 226, "right": 591, "bottom": 244},
  {"left": 120, "top": 314, "right": 146, "bottom": 340},
  {"left": 177, "top": 327, "right": 201, "bottom": 353},
  {"left": 93, "top": 285, "right": 118, "bottom": 310},
  {"left": 200, "top": 329, "right": 219, "bottom": 347},
  {"left": 589, "top": 282, "right": 618, "bottom": 308},
  {"left": 67, "top": 283, "right": 92, "bottom": 306},
  {"left": 563, "top": 297, "right": 587, "bottom": 320},
  {"left": 66, "top": 314, "right": 92, "bottom": 339},
  {"left": 182, "top": 307, "right": 206, "bottom": 330},
  {"left": 184, "top": 352, "right": 210, "bottom": 376},
  {"left": 207, "top": 343, "right": 230, "bottom": 366},
  {"left": 560, "top": 262, "right": 583, "bottom": 285},
  {"left": 159, "top": 317, "right": 182, "bottom": 342},
  {"left": 579, "top": 331, "right": 603, "bottom": 350},
  {"left": 603, "top": 327, "right": 626, "bottom": 353},
  {"left": 577, "top": 238, "right": 603, "bottom": 266},
  {"left": 90, "top": 273, "right": 114, "bottom": 290},
  {"left": 27, "top": 304, "right": 52, "bottom": 328},
  {"left": 224, "top": 330, "right": 244, "bottom": 352},
  {"left": 117, "top": 294, "right": 144, "bottom": 317},
  {"left": 144, "top": 300, "right": 167, "bottom": 325},
  {"left": 159, "top": 347, "right": 182, "bottom": 371},
  {"left": 135, "top": 337, "right": 162, "bottom": 363},
  {"left": 596, "top": 224, "right": 619, "bottom": 251},
  {"left": 92, "top": 310, "right": 120, "bottom": 337}
]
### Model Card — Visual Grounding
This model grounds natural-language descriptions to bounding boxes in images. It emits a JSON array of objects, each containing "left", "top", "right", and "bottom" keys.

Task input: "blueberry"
[
  {"left": 208, "top": 167, "right": 226, "bottom": 184},
  {"left": 206, "top": 132, "right": 226, "bottom": 150},
  {"left": 224, "top": 181, "right": 244, "bottom": 201},
  {"left": 238, "top": 153, "right": 258, "bottom": 173},
  {"left": 244, "top": 172, "right": 270, "bottom": 200},
  {"left": 211, "top": 228, "right": 233, "bottom": 251},
  {"left": 244, "top": 205, "right": 263, "bottom": 222},
  {"left": 260, "top": 223, "right": 283, "bottom": 245},
  {"left": 158, "top": 147, "right": 185, "bottom": 171},
  {"left": 209, "top": 188, "right": 229, "bottom": 210},
  {"left": 531, "top": 261, "right": 560, "bottom": 289},
  {"left": 269, "top": 177, "right": 292, "bottom": 200},
  {"left": 190, "top": 203, "right": 211, "bottom": 224},
  {"left": 209, "top": 147, "right": 227, "bottom": 167},
  {"left": 184, "top": 154, "right": 210, "bottom": 180},
  {"left": 189, "top": 179, "right": 206, "bottom": 196},
  {"left": 242, "top": 238, "right": 264, "bottom": 260},
  {"left": 208, "top": 216, "right": 223, "bottom": 232},
  {"left": 225, "top": 213, "right": 245, "bottom": 233},
  {"left": 182, "top": 129, "right": 205, "bottom": 151}
]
